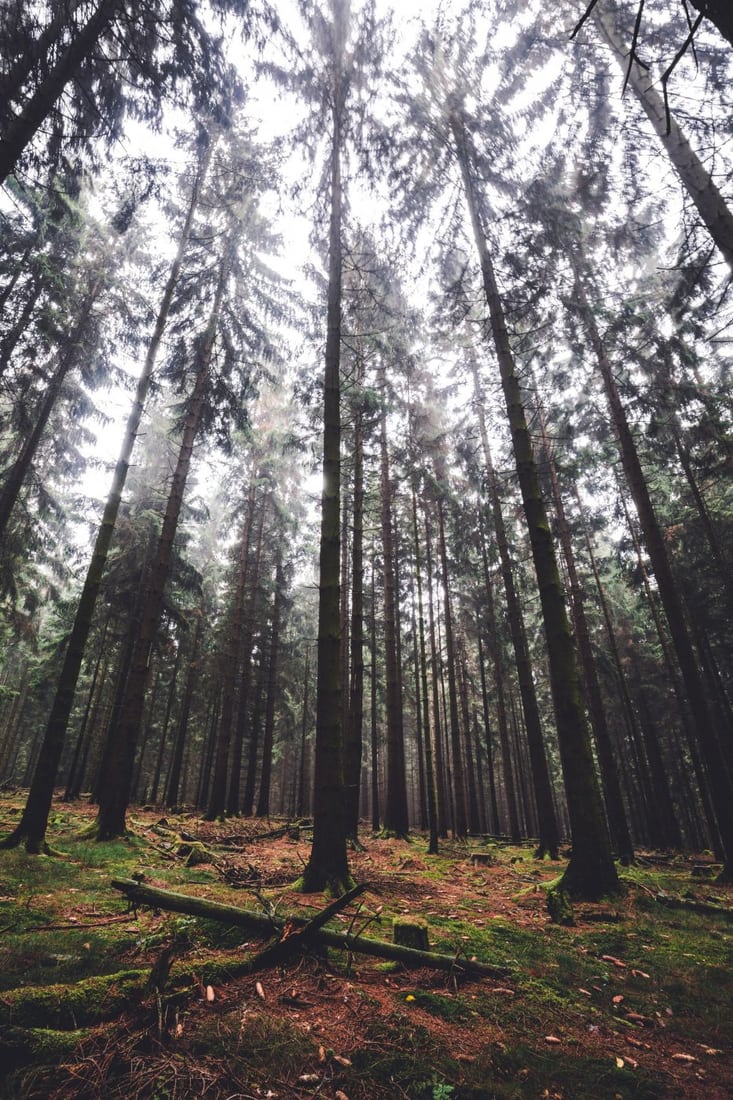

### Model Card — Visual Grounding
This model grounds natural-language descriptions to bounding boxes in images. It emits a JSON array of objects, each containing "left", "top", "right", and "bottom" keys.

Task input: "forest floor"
[{"left": 0, "top": 797, "right": 732, "bottom": 1099}]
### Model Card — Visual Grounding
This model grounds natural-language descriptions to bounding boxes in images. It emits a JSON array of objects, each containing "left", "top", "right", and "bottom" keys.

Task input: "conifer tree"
[{"left": 0, "top": 136, "right": 212, "bottom": 853}]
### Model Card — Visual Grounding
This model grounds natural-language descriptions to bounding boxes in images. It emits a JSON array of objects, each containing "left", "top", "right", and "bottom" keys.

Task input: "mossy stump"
[
  {"left": 393, "top": 917, "right": 429, "bottom": 951},
  {"left": 176, "top": 840, "right": 211, "bottom": 866},
  {"left": 546, "top": 886, "right": 575, "bottom": 926}
]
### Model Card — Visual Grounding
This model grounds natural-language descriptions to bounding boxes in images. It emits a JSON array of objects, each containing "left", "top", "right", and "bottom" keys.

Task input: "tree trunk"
[
  {"left": 0, "top": 157, "right": 207, "bottom": 852},
  {"left": 111, "top": 878, "right": 509, "bottom": 978},
  {"left": 410, "top": 475, "right": 439, "bottom": 852},
  {"left": 534, "top": 394, "right": 634, "bottom": 863},
  {"left": 688, "top": 0, "right": 733, "bottom": 47},
  {"left": 619, "top": 490, "right": 719, "bottom": 851},
  {"left": 345, "top": 370, "right": 365, "bottom": 839},
  {"left": 457, "top": 639, "right": 481, "bottom": 834},
  {"left": 296, "top": 646, "right": 311, "bottom": 818},
  {"left": 477, "top": 509, "right": 521, "bottom": 840},
  {"left": 165, "top": 613, "right": 203, "bottom": 808},
  {"left": 148, "top": 640, "right": 182, "bottom": 803},
  {"left": 594, "top": 7, "right": 733, "bottom": 271},
  {"left": 573, "top": 264, "right": 733, "bottom": 877},
  {"left": 256, "top": 549, "right": 285, "bottom": 818},
  {"left": 205, "top": 476, "right": 258, "bottom": 819},
  {"left": 0, "top": 282, "right": 100, "bottom": 543},
  {"left": 477, "top": 633, "right": 500, "bottom": 835},
  {"left": 434, "top": 489, "right": 467, "bottom": 839},
  {"left": 62, "top": 616, "right": 109, "bottom": 800},
  {"left": 452, "top": 114, "right": 618, "bottom": 898},
  {"left": 0, "top": 281, "right": 42, "bottom": 377},
  {"left": 229, "top": 494, "right": 268, "bottom": 816},
  {"left": 301, "top": 20, "right": 351, "bottom": 890},
  {"left": 0, "top": 0, "right": 86, "bottom": 106},
  {"left": 93, "top": 250, "right": 228, "bottom": 841},
  {"left": 0, "top": 0, "right": 120, "bottom": 184},
  {"left": 369, "top": 561, "right": 380, "bottom": 832},
  {"left": 379, "top": 371, "right": 409, "bottom": 838},
  {"left": 471, "top": 362, "right": 560, "bottom": 857},
  {"left": 424, "top": 508, "right": 449, "bottom": 837}
]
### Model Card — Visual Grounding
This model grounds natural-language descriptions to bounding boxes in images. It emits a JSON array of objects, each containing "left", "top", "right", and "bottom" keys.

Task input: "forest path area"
[{"left": 0, "top": 797, "right": 732, "bottom": 1099}]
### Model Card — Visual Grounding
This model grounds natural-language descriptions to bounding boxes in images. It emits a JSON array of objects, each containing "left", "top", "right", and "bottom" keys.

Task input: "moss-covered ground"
[{"left": 0, "top": 796, "right": 731, "bottom": 1098}]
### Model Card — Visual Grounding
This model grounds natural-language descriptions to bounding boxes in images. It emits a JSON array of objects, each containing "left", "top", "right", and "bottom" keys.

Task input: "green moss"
[
  {"left": 0, "top": 925, "right": 141, "bottom": 990},
  {"left": 0, "top": 969, "right": 145, "bottom": 1028},
  {"left": 546, "top": 886, "right": 575, "bottom": 925},
  {"left": 1, "top": 1023, "right": 91, "bottom": 1060},
  {"left": 394, "top": 916, "right": 430, "bottom": 950},
  {"left": 404, "top": 990, "right": 472, "bottom": 1022}
]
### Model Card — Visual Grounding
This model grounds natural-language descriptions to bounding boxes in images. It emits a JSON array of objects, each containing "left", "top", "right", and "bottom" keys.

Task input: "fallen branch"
[
  {"left": 6, "top": 914, "right": 131, "bottom": 934},
  {"left": 112, "top": 879, "right": 280, "bottom": 935},
  {"left": 241, "top": 882, "right": 369, "bottom": 972},
  {"left": 111, "top": 879, "right": 508, "bottom": 979},
  {"left": 249, "top": 821, "right": 311, "bottom": 842}
]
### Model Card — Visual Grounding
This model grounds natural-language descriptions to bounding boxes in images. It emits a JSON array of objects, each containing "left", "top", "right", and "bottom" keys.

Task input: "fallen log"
[
  {"left": 233, "top": 883, "right": 369, "bottom": 973},
  {"left": 111, "top": 879, "right": 508, "bottom": 979},
  {"left": 653, "top": 892, "right": 733, "bottom": 922},
  {"left": 111, "top": 879, "right": 281, "bottom": 934}
]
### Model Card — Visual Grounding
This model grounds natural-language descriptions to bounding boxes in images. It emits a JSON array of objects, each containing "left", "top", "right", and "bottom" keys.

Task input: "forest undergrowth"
[{"left": 0, "top": 795, "right": 731, "bottom": 1100}]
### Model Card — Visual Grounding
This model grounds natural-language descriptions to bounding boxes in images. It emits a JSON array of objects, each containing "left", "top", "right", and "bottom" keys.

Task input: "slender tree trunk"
[
  {"left": 205, "top": 478, "right": 258, "bottom": 819},
  {"left": 631, "top": 665, "right": 684, "bottom": 849},
  {"left": 149, "top": 642, "right": 181, "bottom": 803},
  {"left": 132, "top": 663, "right": 161, "bottom": 802},
  {"left": 593, "top": 7, "right": 733, "bottom": 271},
  {"left": 340, "top": 493, "right": 350, "bottom": 767},
  {"left": 0, "top": 282, "right": 42, "bottom": 377},
  {"left": 0, "top": 283, "right": 100, "bottom": 543},
  {"left": 471, "top": 362, "right": 560, "bottom": 857},
  {"left": 477, "top": 633, "right": 500, "bottom": 835},
  {"left": 410, "top": 598, "right": 428, "bottom": 831},
  {"left": 379, "top": 372, "right": 409, "bottom": 837},
  {"left": 619, "top": 491, "right": 720, "bottom": 852},
  {"left": 297, "top": 646, "right": 311, "bottom": 819},
  {"left": 457, "top": 639, "right": 481, "bottom": 834},
  {"left": 424, "top": 509, "right": 449, "bottom": 838},
  {"left": 675, "top": 435, "right": 733, "bottom": 621},
  {"left": 534, "top": 396, "right": 634, "bottom": 863},
  {"left": 452, "top": 114, "right": 617, "bottom": 897},
  {"left": 229, "top": 495, "right": 268, "bottom": 816},
  {"left": 93, "top": 251, "right": 228, "bottom": 840},
  {"left": 369, "top": 562, "right": 380, "bottom": 832},
  {"left": 302, "top": 24, "right": 350, "bottom": 890},
  {"left": 345, "top": 366, "right": 365, "bottom": 839},
  {"left": 257, "top": 549, "right": 285, "bottom": 818},
  {"left": 165, "top": 613, "right": 203, "bottom": 808},
  {"left": 573, "top": 265, "right": 733, "bottom": 876},
  {"left": 62, "top": 616, "right": 109, "bottom": 799},
  {"left": 0, "top": 159, "right": 208, "bottom": 852},
  {"left": 477, "top": 509, "right": 521, "bottom": 840},
  {"left": 410, "top": 475, "right": 439, "bottom": 852},
  {"left": 434, "top": 489, "right": 467, "bottom": 839}
]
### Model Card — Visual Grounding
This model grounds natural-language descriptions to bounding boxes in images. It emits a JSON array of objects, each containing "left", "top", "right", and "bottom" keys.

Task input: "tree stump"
[{"left": 393, "top": 917, "right": 429, "bottom": 951}]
